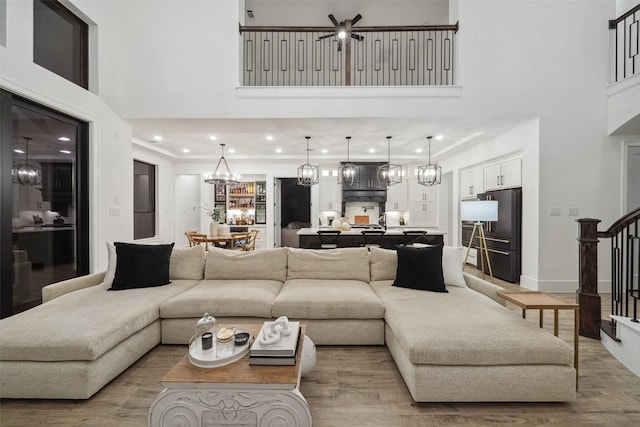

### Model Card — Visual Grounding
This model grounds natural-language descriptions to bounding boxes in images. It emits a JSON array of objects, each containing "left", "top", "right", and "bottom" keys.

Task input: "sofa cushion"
[
  {"left": 160, "top": 279, "right": 283, "bottom": 318},
  {"left": 370, "top": 281, "right": 573, "bottom": 366},
  {"left": 287, "top": 247, "right": 370, "bottom": 282},
  {"left": 205, "top": 247, "right": 287, "bottom": 282},
  {"left": 111, "top": 242, "right": 174, "bottom": 290},
  {"left": 170, "top": 244, "right": 206, "bottom": 280},
  {"left": 370, "top": 246, "right": 466, "bottom": 288},
  {"left": 272, "top": 278, "right": 385, "bottom": 319},
  {"left": 393, "top": 245, "right": 447, "bottom": 293},
  {"left": 0, "top": 280, "right": 199, "bottom": 362}
]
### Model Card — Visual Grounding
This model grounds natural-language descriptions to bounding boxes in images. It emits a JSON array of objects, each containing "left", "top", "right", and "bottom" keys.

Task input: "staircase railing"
[
  {"left": 577, "top": 207, "right": 640, "bottom": 339},
  {"left": 239, "top": 23, "right": 458, "bottom": 87},
  {"left": 609, "top": 3, "right": 640, "bottom": 82}
]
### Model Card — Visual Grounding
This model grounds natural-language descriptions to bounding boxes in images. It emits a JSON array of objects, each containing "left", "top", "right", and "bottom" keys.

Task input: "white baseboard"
[{"left": 519, "top": 276, "right": 611, "bottom": 293}]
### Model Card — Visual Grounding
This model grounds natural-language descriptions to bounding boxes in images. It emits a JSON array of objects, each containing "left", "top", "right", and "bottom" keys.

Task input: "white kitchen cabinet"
[
  {"left": 408, "top": 178, "right": 437, "bottom": 203},
  {"left": 460, "top": 168, "right": 484, "bottom": 199},
  {"left": 484, "top": 158, "right": 522, "bottom": 191},
  {"left": 386, "top": 178, "right": 408, "bottom": 211},
  {"left": 409, "top": 201, "right": 437, "bottom": 227},
  {"left": 319, "top": 178, "right": 342, "bottom": 211}
]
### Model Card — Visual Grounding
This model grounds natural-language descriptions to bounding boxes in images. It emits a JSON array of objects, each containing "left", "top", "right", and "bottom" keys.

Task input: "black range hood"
[{"left": 342, "top": 190, "right": 387, "bottom": 203}]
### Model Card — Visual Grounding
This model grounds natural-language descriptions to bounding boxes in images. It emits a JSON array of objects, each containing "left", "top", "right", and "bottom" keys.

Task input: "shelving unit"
[{"left": 213, "top": 181, "right": 266, "bottom": 226}]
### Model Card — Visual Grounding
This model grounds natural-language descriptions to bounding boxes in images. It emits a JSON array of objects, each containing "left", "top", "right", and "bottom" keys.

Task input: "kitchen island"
[{"left": 296, "top": 228, "right": 444, "bottom": 249}]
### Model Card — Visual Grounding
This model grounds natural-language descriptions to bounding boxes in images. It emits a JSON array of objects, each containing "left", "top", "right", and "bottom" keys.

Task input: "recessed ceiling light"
[
  {"left": 58, "top": 137, "right": 71, "bottom": 141},
  {"left": 14, "top": 149, "right": 25, "bottom": 154},
  {"left": 152, "top": 135, "right": 162, "bottom": 141},
  {"left": 321, "top": 148, "right": 328, "bottom": 154},
  {"left": 416, "top": 148, "right": 423, "bottom": 153},
  {"left": 435, "top": 135, "right": 444, "bottom": 140},
  {"left": 276, "top": 148, "right": 282, "bottom": 153},
  {"left": 228, "top": 148, "right": 235, "bottom": 154},
  {"left": 59, "top": 150, "right": 71, "bottom": 154},
  {"left": 368, "top": 148, "right": 375, "bottom": 153},
  {"left": 266, "top": 135, "right": 274, "bottom": 141},
  {"left": 182, "top": 148, "right": 190, "bottom": 153},
  {"left": 209, "top": 135, "right": 217, "bottom": 141}
]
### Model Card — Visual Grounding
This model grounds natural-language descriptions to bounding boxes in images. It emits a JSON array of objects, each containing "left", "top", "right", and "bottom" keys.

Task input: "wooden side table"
[{"left": 497, "top": 291, "right": 579, "bottom": 389}]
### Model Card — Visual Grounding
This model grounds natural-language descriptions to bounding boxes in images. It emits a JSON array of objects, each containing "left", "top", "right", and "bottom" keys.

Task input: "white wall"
[{"left": 2, "top": 0, "right": 627, "bottom": 291}]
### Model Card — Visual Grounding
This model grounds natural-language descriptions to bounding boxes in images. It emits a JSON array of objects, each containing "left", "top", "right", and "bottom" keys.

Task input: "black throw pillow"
[
  {"left": 393, "top": 244, "right": 447, "bottom": 293},
  {"left": 110, "top": 242, "right": 174, "bottom": 290}
]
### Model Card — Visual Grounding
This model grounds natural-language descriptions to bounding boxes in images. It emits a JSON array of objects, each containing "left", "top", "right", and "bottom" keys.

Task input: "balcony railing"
[
  {"left": 239, "top": 23, "right": 458, "bottom": 87},
  {"left": 610, "top": 4, "right": 640, "bottom": 82}
]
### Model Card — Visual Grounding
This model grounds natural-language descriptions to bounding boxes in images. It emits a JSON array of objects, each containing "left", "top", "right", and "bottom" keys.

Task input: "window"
[
  {"left": 33, "top": 0, "right": 88, "bottom": 88},
  {"left": 133, "top": 160, "right": 156, "bottom": 240}
]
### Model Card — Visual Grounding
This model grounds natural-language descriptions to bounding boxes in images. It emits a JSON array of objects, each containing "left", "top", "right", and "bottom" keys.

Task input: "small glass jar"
[{"left": 216, "top": 327, "right": 235, "bottom": 358}]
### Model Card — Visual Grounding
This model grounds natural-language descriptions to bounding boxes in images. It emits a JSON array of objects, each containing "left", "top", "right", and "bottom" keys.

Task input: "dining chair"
[
  {"left": 243, "top": 229, "right": 259, "bottom": 251},
  {"left": 184, "top": 230, "right": 198, "bottom": 247},
  {"left": 230, "top": 232, "right": 251, "bottom": 250},
  {"left": 317, "top": 230, "right": 341, "bottom": 249},
  {"left": 189, "top": 233, "right": 209, "bottom": 251}
]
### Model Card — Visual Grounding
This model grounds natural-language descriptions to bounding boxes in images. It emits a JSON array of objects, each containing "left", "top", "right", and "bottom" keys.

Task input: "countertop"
[{"left": 296, "top": 227, "right": 445, "bottom": 236}]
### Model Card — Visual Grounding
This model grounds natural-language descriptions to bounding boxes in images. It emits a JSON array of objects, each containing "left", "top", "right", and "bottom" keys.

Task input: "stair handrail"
[{"left": 577, "top": 207, "right": 640, "bottom": 339}]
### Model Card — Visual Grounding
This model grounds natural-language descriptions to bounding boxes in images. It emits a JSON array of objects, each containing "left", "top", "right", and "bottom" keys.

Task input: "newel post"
[{"left": 576, "top": 218, "right": 601, "bottom": 339}]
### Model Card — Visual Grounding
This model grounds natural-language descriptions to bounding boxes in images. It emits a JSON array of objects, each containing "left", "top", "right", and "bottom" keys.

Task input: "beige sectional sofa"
[{"left": 0, "top": 245, "right": 576, "bottom": 402}]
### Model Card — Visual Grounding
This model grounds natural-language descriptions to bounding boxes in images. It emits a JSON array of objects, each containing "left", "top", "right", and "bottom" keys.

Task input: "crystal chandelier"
[
  {"left": 204, "top": 143, "right": 240, "bottom": 186},
  {"left": 338, "top": 136, "right": 357, "bottom": 186},
  {"left": 297, "top": 136, "right": 319, "bottom": 187},
  {"left": 377, "top": 136, "right": 402, "bottom": 186},
  {"left": 15, "top": 137, "right": 42, "bottom": 186},
  {"left": 417, "top": 136, "right": 442, "bottom": 186}
]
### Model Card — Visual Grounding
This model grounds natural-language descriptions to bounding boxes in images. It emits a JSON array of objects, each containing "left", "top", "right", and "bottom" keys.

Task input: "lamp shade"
[{"left": 460, "top": 200, "right": 498, "bottom": 222}]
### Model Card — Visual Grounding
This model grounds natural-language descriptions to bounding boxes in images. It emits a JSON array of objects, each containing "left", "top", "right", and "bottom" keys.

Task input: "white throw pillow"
[
  {"left": 442, "top": 245, "right": 466, "bottom": 287},
  {"left": 104, "top": 241, "right": 117, "bottom": 286}
]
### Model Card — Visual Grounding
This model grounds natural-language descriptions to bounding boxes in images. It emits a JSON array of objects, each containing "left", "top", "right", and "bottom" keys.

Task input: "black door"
[{"left": 0, "top": 90, "right": 89, "bottom": 317}]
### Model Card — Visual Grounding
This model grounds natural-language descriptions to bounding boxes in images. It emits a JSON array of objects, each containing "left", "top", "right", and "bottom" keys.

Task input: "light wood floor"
[{"left": 2, "top": 271, "right": 639, "bottom": 426}]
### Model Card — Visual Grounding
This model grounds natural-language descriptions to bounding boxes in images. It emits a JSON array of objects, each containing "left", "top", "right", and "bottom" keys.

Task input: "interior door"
[{"left": 175, "top": 175, "right": 201, "bottom": 246}]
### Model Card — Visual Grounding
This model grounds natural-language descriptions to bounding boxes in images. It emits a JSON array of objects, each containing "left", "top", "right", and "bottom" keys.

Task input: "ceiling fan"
[{"left": 317, "top": 13, "right": 364, "bottom": 52}]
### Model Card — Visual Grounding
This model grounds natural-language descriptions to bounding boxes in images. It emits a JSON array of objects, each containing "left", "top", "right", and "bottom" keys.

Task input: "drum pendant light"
[
  {"left": 297, "top": 136, "right": 319, "bottom": 186},
  {"left": 417, "top": 136, "right": 441, "bottom": 186},
  {"left": 15, "top": 137, "right": 42, "bottom": 186},
  {"left": 376, "top": 136, "right": 402, "bottom": 186},
  {"left": 338, "top": 136, "right": 357, "bottom": 186}
]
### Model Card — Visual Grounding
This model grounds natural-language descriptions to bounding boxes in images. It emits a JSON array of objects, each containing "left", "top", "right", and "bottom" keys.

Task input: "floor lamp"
[{"left": 461, "top": 200, "right": 499, "bottom": 281}]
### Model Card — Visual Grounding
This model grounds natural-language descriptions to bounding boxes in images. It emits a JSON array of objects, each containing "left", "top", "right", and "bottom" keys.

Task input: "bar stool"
[
  {"left": 317, "top": 230, "right": 341, "bottom": 249},
  {"left": 361, "top": 230, "right": 385, "bottom": 248},
  {"left": 403, "top": 230, "right": 427, "bottom": 246}
]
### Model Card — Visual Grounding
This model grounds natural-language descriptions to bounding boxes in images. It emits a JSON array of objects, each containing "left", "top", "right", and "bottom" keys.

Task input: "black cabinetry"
[
  {"left": 342, "top": 162, "right": 387, "bottom": 191},
  {"left": 41, "top": 162, "right": 73, "bottom": 216}
]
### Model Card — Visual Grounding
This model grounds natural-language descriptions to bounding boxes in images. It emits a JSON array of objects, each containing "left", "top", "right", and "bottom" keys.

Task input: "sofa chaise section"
[
  {"left": 368, "top": 247, "right": 576, "bottom": 402},
  {"left": 0, "top": 245, "right": 205, "bottom": 399}
]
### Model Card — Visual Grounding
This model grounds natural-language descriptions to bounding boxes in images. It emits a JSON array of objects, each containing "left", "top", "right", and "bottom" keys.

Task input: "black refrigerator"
[{"left": 462, "top": 188, "right": 522, "bottom": 283}]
